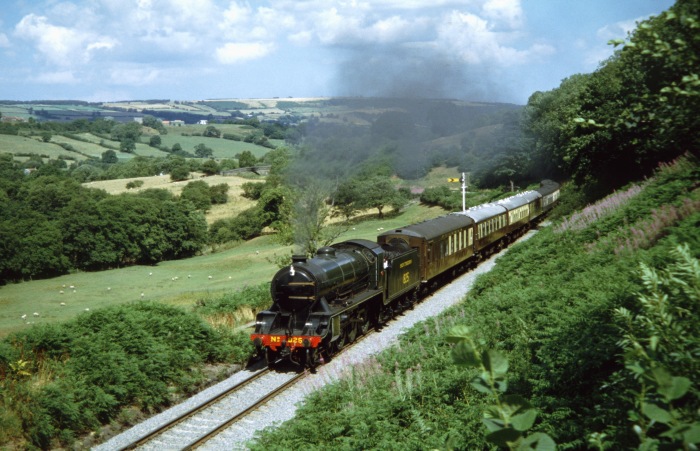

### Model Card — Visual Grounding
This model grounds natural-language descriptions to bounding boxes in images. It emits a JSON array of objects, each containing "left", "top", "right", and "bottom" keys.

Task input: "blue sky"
[{"left": 0, "top": 0, "right": 676, "bottom": 104}]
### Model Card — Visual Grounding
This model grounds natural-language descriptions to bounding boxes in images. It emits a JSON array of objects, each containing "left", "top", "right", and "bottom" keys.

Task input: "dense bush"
[{"left": 0, "top": 302, "right": 249, "bottom": 448}]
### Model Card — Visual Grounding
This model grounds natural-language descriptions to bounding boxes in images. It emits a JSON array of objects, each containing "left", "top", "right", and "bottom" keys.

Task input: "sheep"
[
  {"left": 59, "top": 290, "right": 64, "bottom": 294},
  {"left": 33, "top": 312, "right": 39, "bottom": 317},
  {"left": 107, "top": 287, "right": 111, "bottom": 291},
  {"left": 60, "top": 302, "right": 66, "bottom": 306},
  {"left": 21, "top": 314, "right": 27, "bottom": 320},
  {"left": 208, "top": 275, "right": 213, "bottom": 279},
  {"left": 149, "top": 272, "right": 153, "bottom": 276},
  {"left": 140, "top": 293, "right": 145, "bottom": 298},
  {"left": 85, "top": 308, "right": 90, "bottom": 311}
]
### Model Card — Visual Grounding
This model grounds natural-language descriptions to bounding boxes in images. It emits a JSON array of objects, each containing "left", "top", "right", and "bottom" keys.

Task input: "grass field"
[
  {"left": 0, "top": 135, "right": 88, "bottom": 161},
  {"left": 83, "top": 173, "right": 258, "bottom": 223},
  {"left": 0, "top": 202, "right": 445, "bottom": 338},
  {"left": 157, "top": 133, "right": 271, "bottom": 159}
]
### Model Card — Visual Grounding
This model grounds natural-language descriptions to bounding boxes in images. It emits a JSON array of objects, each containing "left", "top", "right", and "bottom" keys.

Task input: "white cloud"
[
  {"left": 215, "top": 42, "right": 275, "bottom": 64},
  {"left": 482, "top": 0, "right": 523, "bottom": 29},
  {"left": 597, "top": 19, "right": 638, "bottom": 42},
  {"left": 14, "top": 14, "right": 116, "bottom": 67},
  {"left": 437, "top": 10, "right": 553, "bottom": 66}
]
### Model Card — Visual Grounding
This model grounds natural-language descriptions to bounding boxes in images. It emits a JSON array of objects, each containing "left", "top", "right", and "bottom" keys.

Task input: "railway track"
[
  {"left": 112, "top": 368, "right": 303, "bottom": 450},
  {"left": 109, "top": 331, "right": 376, "bottom": 450}
]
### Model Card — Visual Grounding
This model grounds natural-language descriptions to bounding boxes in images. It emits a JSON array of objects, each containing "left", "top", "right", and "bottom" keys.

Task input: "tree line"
[
  {"left": 519, "top": 0, "right": 699, "bottom": 199},
  {"left": 0, "top": 155, "right": 211, "bottom": 282}
]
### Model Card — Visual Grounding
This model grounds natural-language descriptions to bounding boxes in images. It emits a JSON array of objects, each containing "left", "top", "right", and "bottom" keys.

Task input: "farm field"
[
  {"left": 0, "top": 202, "right": 446, "bottom": 338},
  {"left": 157, "top": 133, "right": 271, "bottom": 159},
  {"left": 0, "top": 134, "right": 86, "bottom": 161},
  {"left": 83, "top": 172, "right": 259, "bottom": 223}
]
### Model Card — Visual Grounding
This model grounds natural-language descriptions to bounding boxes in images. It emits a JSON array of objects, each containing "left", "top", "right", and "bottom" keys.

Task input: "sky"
[{"left": 0, "top": 0, "right": 676, "bottom": 105}]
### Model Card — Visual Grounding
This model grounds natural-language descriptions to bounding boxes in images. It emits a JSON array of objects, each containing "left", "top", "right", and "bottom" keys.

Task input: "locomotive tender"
[{"left": 251, "top": 180, "right": 560, "bottom": 368}]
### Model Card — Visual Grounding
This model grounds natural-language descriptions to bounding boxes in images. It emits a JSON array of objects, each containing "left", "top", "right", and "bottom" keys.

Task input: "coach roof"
[{"left": 379, "top": 214, "right": 473, "bottom": 241}]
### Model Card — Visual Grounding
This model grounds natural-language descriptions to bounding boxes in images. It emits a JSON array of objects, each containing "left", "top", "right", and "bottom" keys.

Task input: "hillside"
[{"left": 83, "top": 173, "right": 257, "bottom": 224}]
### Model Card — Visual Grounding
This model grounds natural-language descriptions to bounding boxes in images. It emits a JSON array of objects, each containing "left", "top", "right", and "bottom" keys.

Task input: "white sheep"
[
  {"left": 21, "top": 314, "right": 27, "bottom": 320},
  {"left": 60, "top": 302, "right": 66, "bottom": 306},
  {"left": 33, "top": 312, "right": 39, "bottom": 317},
  {"left": 59, "top": 290, "right": 64, "bottom": 294},
  {"left": 85, "top": 308, "right": 90, "bottom": 311},
  {"left": 208, "top": 275, "right": 213, "bottom": 279}
]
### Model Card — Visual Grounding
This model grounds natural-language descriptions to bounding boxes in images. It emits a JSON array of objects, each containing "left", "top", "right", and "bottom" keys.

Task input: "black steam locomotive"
[{"left": 251, "top": 180, "right": 560, "bottom": 368}]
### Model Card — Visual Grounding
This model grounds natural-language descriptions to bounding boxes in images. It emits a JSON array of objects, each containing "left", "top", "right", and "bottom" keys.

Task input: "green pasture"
[
  {"left": 0, "top": 135, "right": 88, "bottom": 161},
  {"left": 49, "top": 135, "right": 114, "bottom": 159},
  {"left": 0, "top": 203, "right": 445, "bottom": 338},
  {"left": 158, "top": 134, "right": 271, "bottom": 159}
]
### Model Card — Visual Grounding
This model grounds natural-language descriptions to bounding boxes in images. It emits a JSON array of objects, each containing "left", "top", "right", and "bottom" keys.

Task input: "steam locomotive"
[{"left": 251, "top": 180, "right": 560, "bottom": 368}]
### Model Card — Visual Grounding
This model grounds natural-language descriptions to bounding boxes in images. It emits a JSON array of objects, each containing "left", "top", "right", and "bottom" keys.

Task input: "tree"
[
  {"left": 149, "top": 135, "right": 162, "bottom": 147},
  {"left": 201, "top": 159, "right": 219, "bottom": 176},
  {"left": 194, "top": 143, "right": 213, "bottom": 158},
  {"left": 290, "top": 179, "right": 346, "bottom": 256},
  {"left": 209, "top": 183, "right": 229, "bottom": 205},
  {"left": 120, "top": 138, "right": 136, "bottom": 153},
  {"left": 111, "top": 121, "right": 142, "bottom": 143},
  {"left": 180, "top": 180, "right": 211, "bottom": 211},
  {"left": 203, "top": 125, "right": 221, "bottom": 138},
  {"left": 336, "top": 176, "right": 406, "bottom": 219},
  {"left": 101, "top": 149, "right": 118, "bottom": 164},
  {"left": 236, "top": 150, "right": 257, "bottom": 168},
  {"left": 142, "top": 115, "right": 167, "bottom": 134}
]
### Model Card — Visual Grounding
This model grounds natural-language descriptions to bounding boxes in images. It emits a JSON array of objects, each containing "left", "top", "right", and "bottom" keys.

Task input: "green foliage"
[
  {"left": 447, "top": 326, "right": 556, "bottom": 450},
  {"left": 193, "top": 283, "right": 271, "bottom": 316},
  {"left": 148, "top": 134, "right": 161, "bottom": 147},
  {"left": 125, "top": 180, "right": 144, "bottom": 189},
  {"left": 241, "top": 181, "right": 265, "bottom": 200},
  {"left": 201, "top": 158, "right": 219, "bottom": 176},
  {"left": 522, "top": 1, "right": 700, "bottom": 199},
  {"left": 194, "top": 142, "right": 213, "bottom": 158},
  {"left": 203, "top": 125, "right": 221, "bottom": 138},
  {"left": 0, "top": 169, "right": 208, "bottom": 281},
  {"left": 236, "top": 149, "right": 257, "bottom": 167},
  {"left": 0, "top": 302, "right": 244, "bottom": 448},
  {"left": 209, "top": 207, "right": 266, "bottom": 243},
  {"left": 613, "top": 244, "right": 700, "bottom": 449},
  {"left": 180, "top": 180, "right": 212, "bottom": 211}
]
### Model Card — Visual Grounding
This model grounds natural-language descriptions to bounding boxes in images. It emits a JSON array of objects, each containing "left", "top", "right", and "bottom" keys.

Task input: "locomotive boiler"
[{"left": 251, "top": 239, "right": 419, "bottom": 368}]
